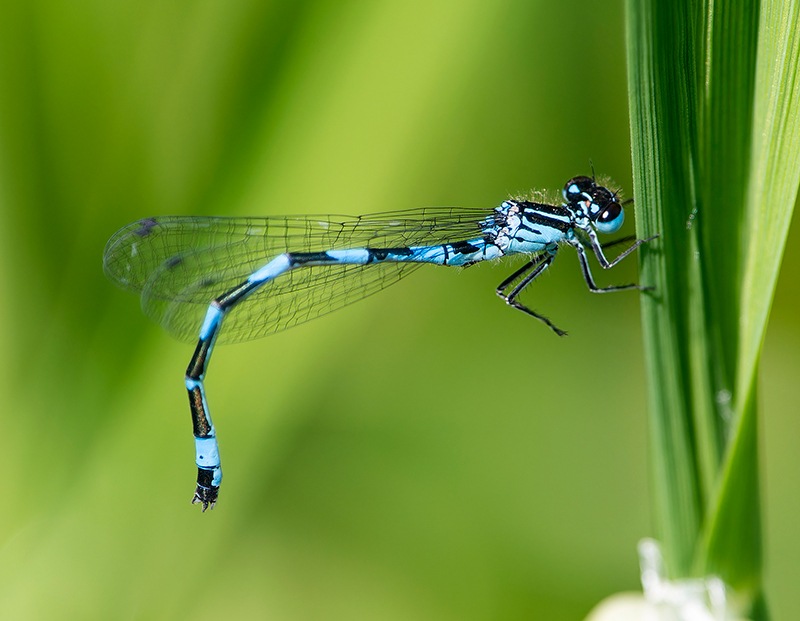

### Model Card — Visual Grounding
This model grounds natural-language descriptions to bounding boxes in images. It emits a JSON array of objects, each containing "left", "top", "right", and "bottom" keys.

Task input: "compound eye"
[
  {"left": 595, "top": 201, "right": 624, "bottom": 234},
  {"left": 563, "top": 176, "right": 595, "bottom": 202}
]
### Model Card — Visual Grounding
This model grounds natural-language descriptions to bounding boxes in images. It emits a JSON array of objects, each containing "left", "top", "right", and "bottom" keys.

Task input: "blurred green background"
[{"left": 0, "top": 1, "right": 797, "bottom": 619}]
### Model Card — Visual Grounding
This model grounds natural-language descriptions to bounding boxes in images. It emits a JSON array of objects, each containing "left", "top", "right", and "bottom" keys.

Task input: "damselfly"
[{"left": 103, "top": 175, "right": 657, "bottom": 510}]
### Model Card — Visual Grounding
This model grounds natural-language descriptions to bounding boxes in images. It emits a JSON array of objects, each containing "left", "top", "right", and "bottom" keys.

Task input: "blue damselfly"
[{"left": 103, "top": 175, "right": 656, "bottom": 510}]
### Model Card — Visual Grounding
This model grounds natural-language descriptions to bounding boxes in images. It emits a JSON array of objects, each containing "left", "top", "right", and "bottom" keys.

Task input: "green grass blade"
[
  {"left": 627, "top": 0, "right": 707, "bottom": 578},
  {"left": 703, "top": 0, "right": 800, "bottom": 596},
  {"left": 737, "top": 0, "right": 800, "bottom": 411},
  {"left": 627, "top": 0, "right": 800, "bottom": 615}
]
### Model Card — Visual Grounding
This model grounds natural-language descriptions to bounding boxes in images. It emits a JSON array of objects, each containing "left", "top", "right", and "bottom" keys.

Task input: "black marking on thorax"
[{"left": 518, "top": 202, "right": 573, "bottom": 233}]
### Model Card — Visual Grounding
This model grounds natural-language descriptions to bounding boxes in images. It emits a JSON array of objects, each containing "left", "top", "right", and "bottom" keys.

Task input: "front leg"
[
  {"left": 584, "top": 227, "right": 659, "bottom": 269},
  {"left": 566, "top": 237, "right": 652, "bottom": 294}
]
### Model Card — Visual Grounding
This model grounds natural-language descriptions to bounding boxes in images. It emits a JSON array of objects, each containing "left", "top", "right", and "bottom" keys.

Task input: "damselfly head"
[{"left": 563, "top": 176, "right": 625, "bottom": 234}]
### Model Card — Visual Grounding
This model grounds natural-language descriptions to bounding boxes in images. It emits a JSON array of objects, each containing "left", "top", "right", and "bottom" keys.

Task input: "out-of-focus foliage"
[{"left": 0, "top": 1, "right": 797, "bottom": 619}]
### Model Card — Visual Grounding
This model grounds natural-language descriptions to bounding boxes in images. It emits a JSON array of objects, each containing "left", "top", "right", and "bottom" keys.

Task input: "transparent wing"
[{"left": 103, "top": 208, "right": 493, "bottom": 343}]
